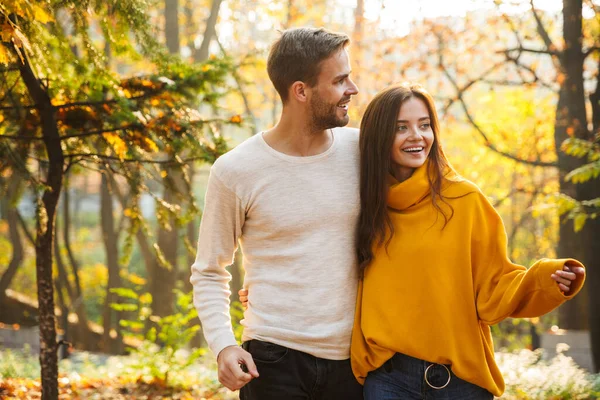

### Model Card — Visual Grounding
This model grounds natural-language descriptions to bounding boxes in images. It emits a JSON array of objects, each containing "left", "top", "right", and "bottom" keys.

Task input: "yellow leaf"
[
  {"left": 574, "top": 213, "right": 587, "bottom": 232},
  {"left": 0, "top": 114, "right": 4, "bottom": 123},
  {"left": 202, "top": 64, "right": 211, "bottom": 72},
  {"left": 160, "top": 170, "right": 168, "bottom": 178},
  {"left": 144, "top": 137, "right": 158, "bottom": 153},
  {"left": 230, "top": 114, "right": 242, "bottom": 124},
  {"left": 1, "top": 23, "right": 13, "bottom": 42},
  {"left": 0, "top": 47, "right": 6, "bottom": 65},
  {"left": 103, "top": 132, "right": 128, "bottom": 159},
  {"left": 34, "top": 6, "right": 53, "bottom": 24}
]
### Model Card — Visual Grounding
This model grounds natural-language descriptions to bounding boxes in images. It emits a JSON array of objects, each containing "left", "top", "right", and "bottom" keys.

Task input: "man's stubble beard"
[{"left": 309, "top": 92, "right": 349, "bottom": 132}]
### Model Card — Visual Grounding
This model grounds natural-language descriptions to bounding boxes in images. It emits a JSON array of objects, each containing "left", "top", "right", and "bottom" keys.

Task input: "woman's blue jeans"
[{"left": 364, "top": 353, "right": 493, "bottom": 400}]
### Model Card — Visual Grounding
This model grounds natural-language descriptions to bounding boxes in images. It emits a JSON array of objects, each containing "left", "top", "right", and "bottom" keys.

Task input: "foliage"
[
  {"left": 110, "top": 288, "right": 206, "bottom": 386},
  {"left": 491, "top": 314, "right": 558, "bottom": 352},
  {"left": 498, "top": 345, "right": 599, "bottom": 399},
  {"left": 230, "top": 300, "right": 245, "bottom": 343},
  {"left": 1, "top": 346, "right": 598, "bottom": 399},
  {"left": 0, "top": 346, "right": 40, "bottom": 380},
  {"left": 549, "top": 135, "right": 600, "bottom": 232}
]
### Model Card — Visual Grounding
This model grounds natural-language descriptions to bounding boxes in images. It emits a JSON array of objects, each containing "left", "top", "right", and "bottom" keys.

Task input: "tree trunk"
[
  {"left": 0, "top": 179, "right": 24, "bottom": 304},
  {"left": 16, "top": 43, "right": 63, "bottom": 400},
  {"left": 352, "top": 0, "right": 364, "bottom": 89},
  {"left": 194, "top": 0, "right": 223, "bottom": 62},
  {"left": 165, "top": 0, "right": 180, "bottom": 55},
  {"left": 62, "top": 183, "right": 91, "bottom": 348},
  {"left": 555, "top": 0, "right": 590, "bottom": 331},
  {"left": 149, "top": 172, "right": 180, "bottom": 318},
  {"left": 100, "top": 173, "right": 123, "bottom": 354}
]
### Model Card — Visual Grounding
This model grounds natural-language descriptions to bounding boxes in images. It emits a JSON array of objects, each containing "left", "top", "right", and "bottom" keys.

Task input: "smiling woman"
[
  {"left": 352, "top": 82, "right": 586, "bottom": 400},
  {"left": 390, "top": 97, "right": 435, "bottom": 183}
]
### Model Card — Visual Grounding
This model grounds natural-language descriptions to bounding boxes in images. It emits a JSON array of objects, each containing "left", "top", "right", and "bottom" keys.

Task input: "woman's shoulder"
[{"left": 442, "top": 172, "right": 482, "bottom": 198}]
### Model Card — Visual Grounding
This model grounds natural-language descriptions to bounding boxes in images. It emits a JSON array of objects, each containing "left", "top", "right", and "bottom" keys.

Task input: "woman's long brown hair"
[{"left": 356, "top": 83, "right": 452, "bottom": 276}]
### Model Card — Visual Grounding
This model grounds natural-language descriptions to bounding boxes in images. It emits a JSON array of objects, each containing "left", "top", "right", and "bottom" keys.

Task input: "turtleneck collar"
[{"left": 387, "top": 162, "right": 431, "bottom": 211}]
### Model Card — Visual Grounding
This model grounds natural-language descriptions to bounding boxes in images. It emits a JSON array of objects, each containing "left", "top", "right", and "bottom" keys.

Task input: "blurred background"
[{"left": 0, "top": 0, "right": 599, "bottom": 398}]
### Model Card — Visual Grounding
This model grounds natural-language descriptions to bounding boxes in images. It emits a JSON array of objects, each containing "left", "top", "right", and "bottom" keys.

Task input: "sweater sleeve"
[
  {"left": 471, "top": 192, "right": 585, "bottom": 325},
  {"left": 190, "top": 167, "right": 245, "bottom": 357}
]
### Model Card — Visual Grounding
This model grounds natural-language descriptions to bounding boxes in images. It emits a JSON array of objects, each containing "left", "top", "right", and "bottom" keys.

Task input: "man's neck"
[{"left": 263, "top": 111, "right": 334, "bottom": 157}]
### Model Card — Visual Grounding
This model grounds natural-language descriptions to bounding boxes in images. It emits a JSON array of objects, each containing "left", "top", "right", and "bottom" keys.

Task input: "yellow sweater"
[{"left": 350, "top": 164, "right": 585, "bottom": 396}]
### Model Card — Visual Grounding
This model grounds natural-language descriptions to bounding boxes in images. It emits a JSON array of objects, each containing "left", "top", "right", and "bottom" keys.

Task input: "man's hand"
[
  {"left": 551, "top": 264, "right": 585, "bottom": 293},
  {"left": 217, "top": 345, "right": 259, "bottom": 391},
  {"left": 239, "top": 289, "right": 249, "bottom": 309}
]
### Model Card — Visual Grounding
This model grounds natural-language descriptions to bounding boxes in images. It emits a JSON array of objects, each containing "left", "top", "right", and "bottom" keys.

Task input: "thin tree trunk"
[
  {"left": 150, "top": 172, "right": 180, "bottom": 318},
  {"left": 62, "top": 183, "right": 90, "bottom": 348},
  {"left": 101, "top": 173, "right": 123, "bottom": 354},
  {"left": 194, "top": 0, "right": 223, "bottom": 62},
  {"left": 16, "top": 42, "right": 63, "bottom": 400},
  {"left": 0, "top": 179, "right": 24, "bottom": 304},
  {"left": 165, "top": 0, "right": 180, "bottom": 55},
  {"left": 352, "top": 0, "right": 364, "bottom": 89}
]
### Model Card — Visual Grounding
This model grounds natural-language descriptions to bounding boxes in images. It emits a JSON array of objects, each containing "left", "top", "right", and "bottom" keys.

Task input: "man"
[{"left": 190, "top": 27, "right": 362, "bottom": 399}]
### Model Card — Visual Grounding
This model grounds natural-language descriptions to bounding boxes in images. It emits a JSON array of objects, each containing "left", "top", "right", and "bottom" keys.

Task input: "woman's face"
[{"left": 389, "top": 96, "right": 435, "bottom": 182}]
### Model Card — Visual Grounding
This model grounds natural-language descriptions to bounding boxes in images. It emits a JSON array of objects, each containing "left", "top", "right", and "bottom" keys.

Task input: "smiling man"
[{"left": 190, "top": 28, "right": 362, "bottom": 399}]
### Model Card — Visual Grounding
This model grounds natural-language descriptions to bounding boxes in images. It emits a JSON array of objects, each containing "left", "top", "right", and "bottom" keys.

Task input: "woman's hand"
[
  {"left": 239, "top": 288, "right": 249, "bottom": 309},
  {"left": 551, "top": 264, "right": 585, "bottom": 293}
]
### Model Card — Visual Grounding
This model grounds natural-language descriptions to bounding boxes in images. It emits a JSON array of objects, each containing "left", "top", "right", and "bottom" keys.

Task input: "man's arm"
[{"left": 190, "top": 168, "right": 258, "bottom": 390}]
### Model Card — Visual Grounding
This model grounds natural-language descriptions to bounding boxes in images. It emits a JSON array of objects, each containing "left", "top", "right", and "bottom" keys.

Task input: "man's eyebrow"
[
  {"left": 397, "top": 117, "right": 431, "bottom": 122},
  {"left": 333, "top": 72, "right": 351, "bottom": 80}
]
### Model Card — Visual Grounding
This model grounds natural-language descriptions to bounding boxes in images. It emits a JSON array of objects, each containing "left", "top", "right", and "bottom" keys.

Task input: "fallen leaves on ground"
[{"left": 0, "top": 376, "right": 235, "bottom": 400}]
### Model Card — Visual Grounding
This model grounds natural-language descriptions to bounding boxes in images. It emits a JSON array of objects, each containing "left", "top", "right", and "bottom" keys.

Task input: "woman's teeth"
[{"left": 403, "top": 147, "right": 424, "bottom": 153}]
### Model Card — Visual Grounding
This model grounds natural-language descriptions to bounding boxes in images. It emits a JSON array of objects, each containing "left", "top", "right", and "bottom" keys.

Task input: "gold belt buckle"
[{"left": 424, "top": 363, "right": 451, "bottom": 390}]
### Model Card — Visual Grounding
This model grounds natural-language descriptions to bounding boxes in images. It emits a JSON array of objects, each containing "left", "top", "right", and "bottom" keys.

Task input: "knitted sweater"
[{"left": 351, "top": 163, "right": 585, "bottom": 396}]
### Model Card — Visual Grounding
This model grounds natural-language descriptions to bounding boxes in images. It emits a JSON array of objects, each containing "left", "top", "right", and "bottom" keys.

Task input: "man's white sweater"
[{"left": 190, "top": 127, "right": 360, "bottom": 360}]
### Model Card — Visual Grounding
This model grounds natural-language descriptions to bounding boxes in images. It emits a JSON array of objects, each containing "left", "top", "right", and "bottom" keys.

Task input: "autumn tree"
[{"left": 0, "top": 1, "right": 238, "bottom": 398}]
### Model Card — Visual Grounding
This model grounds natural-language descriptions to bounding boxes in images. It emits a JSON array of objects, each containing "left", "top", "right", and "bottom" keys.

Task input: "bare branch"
[
  {"left": 584, "top": 46, "right": 600, "bottom": 58},
  {"left": 457, "top": 95, "right": 557, "bottom": 168},
  {"left": 62, "top": 153, "right": 215, "bottom": 165},
  {"left": 59, "top": 124, "right": 143, "bottom": 140},
  {"left": 530, "top": 0, "right": 556, "bottom": 51},
  {"left": 500, "top": 47, "right": 558, "bottom": 56}
]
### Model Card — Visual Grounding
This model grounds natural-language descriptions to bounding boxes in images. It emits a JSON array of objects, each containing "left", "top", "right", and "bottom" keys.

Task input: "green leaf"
[
  {"left": 119, "top": 320, "right": 144, "bottom": 330},
  {"left": 109, "top": 303, "right": 138, "bottom": 312},
  {"left": 109, "top": 287, "right": 139, "bottom": 300},
  {"left": 565, "top": 161, "right": 600, "bottom": 184},
  {"left": 574, "top": 213, "right": 587, "bottom": 233}
]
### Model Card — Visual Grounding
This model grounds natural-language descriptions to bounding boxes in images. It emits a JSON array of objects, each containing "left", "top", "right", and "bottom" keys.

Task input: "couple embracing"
[{"left": 190, "top": 27, "right": 585, "bottom": 400}]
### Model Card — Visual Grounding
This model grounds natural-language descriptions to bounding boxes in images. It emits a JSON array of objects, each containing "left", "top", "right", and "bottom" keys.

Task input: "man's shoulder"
[
  {"left": 333, "top": 126, "right": 360, "bottom": 143},
  {"left": 211, "top": 134, "right": 263, "bottom": 176}
]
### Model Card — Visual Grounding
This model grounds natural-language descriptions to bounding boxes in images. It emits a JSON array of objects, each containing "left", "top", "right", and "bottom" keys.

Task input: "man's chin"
[{"left": 335, "top": 116, "right": 350, "bottom": 127}]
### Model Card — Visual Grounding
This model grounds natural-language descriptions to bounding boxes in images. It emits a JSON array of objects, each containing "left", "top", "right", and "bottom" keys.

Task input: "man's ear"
[{"left": 290, "top": 81, "right": 308, "bottom": 103}]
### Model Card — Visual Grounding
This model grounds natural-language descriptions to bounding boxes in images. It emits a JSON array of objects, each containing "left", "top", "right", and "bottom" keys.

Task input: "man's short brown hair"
[{"left": 267, "top": 27, "right": 350, "bottom": 103}]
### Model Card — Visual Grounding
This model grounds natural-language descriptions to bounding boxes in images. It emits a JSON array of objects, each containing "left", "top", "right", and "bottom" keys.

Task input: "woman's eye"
[
  {"left": 421, "top": 123, "right": 431, "bottom": 129},
  {"left": 397, "top": 125, "right": 407, "bottom": 131}
]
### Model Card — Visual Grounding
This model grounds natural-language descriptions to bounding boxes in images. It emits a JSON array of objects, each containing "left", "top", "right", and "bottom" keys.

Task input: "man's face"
[{"left": 308, "top": 48, "right": 359, "bottom": 131}]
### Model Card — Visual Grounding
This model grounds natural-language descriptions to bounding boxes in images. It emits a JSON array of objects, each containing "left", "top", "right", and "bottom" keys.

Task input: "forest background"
[{"left": 0, "top": 0, "right": 599, "bottom": 399}]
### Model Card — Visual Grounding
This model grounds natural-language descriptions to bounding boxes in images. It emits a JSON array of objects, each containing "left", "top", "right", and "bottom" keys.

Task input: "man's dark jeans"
[{"left": 239, "top": 339, "right": 363, "bottom": 400}]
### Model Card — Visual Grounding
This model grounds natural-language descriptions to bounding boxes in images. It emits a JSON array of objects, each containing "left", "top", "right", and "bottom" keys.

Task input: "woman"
[{"left": 351, "top": 82, "right": 585, "bottom": 399}]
